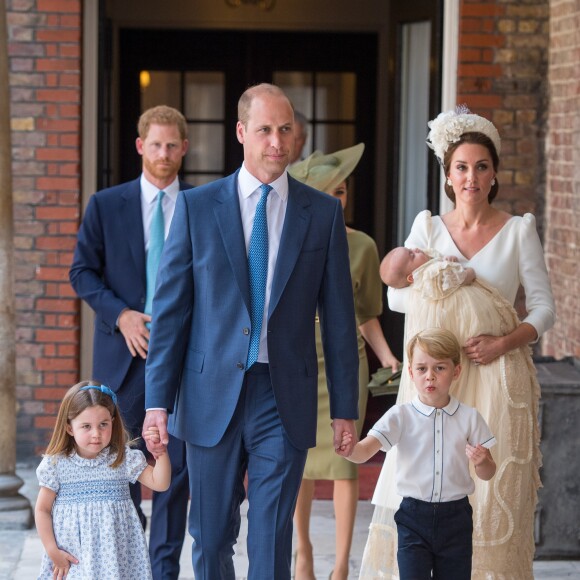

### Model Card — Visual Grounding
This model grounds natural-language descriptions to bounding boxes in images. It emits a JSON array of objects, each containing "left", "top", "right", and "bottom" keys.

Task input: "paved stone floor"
[{"left": 2, "top": 466, "right": 579, "bottom": 579}]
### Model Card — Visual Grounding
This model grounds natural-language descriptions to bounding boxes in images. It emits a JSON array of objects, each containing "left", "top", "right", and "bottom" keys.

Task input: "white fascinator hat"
[{"left": 426, "top": 105, "right": 501, "bottom": 164}]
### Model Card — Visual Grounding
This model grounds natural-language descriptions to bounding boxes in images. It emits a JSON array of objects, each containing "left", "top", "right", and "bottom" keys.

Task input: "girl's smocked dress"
[{"left": 37, "top": 446, "right": 152, "bottom": 580}]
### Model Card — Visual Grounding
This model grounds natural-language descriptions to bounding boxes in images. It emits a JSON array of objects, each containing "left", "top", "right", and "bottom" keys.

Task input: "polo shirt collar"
[{"left": 412, "top": 395, "right": 460, "bottom": 416}]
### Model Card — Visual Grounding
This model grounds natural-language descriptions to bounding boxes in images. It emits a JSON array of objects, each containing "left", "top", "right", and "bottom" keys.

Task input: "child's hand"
[
  {"left": 462, "top": 267, "right": 476, "bottom": 285},
  {"left": 336, "top": 431, "right": 353, "bottom": 457},
  {"left": 144, "top": 426, "right": 161, "bottom": 444},
  {"left": 465, "top": 443, "right": 488, "bottom": 465},
  {"left": 466, "top": 443, "right": 496, "bottom": 481},
  {"left": 48, "top": 547, "right": 78, "bottom": 579}
]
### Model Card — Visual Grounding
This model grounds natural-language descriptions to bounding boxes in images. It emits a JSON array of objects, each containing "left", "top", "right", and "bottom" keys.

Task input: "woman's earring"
[
  {"left": 491, "top": 178, "right": 496, "bottom": 186},
  {"left": 447, "top": 178, "right": 452, "bottom": 186}
]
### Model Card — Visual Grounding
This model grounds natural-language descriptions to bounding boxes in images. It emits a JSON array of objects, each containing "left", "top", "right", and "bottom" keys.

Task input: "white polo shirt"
[{"left": 369, "top": 396, "right": 496, "bottom": 502}]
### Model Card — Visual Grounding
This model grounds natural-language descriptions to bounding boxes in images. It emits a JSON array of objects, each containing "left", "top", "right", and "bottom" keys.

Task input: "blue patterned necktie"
[
  {"left": 246, "top": 184, "right": 272, "bottom": 368},
  {"left": 145, "top": 190, "right": 165, "bottom": 316}
]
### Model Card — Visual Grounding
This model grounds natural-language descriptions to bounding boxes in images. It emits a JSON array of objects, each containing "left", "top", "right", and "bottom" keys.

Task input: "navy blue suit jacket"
[
  {"left": 145, "top": 171, "right": 359, "bottom": 451},
  {"left": 69, "top": 177, "right": 191, "bottom": 390}
]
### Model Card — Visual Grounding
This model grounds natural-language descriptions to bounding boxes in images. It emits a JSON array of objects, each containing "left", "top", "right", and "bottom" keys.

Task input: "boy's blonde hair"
[
  {"left": 44, "top": 380, "right": 130, "bottom": 468},
  {"left": 406, "top": 328, "right": 461, "bottom": 366}
]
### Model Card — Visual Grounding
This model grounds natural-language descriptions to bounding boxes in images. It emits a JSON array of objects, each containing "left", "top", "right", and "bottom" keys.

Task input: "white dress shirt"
[
  {"left": 237, "top": 163, "right": 289, "bottom": 363},
  {"left": 140, "top": 174, "right": 180, "bottom": 247},
  {"left": 369, "top": 396, "right": 496, "bottom": 502}
]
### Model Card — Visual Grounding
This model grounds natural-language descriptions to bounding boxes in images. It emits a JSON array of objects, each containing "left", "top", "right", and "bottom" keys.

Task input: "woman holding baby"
[{"left": 360, "top": 107, "right": 556, "bottom": 579}]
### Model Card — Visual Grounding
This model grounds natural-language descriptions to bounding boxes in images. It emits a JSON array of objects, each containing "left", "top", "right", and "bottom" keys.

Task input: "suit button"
[
  {"left": 140, "top": 297, "right": 145, "bottom": 304},
  {"left": 236, "top": 362, "right": 245, "bottom": 370},
  {"left": 242, "top": 327, "right": 250, "bottom": 335}
]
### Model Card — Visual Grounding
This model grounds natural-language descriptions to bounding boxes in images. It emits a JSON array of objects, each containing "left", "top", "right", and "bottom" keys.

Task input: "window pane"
[
  {"left": 140, "top": 71, "right": 181, "bottom": 110},
  {"left": 184, "top": 72, "right": 225, "bottom": 119},
  {"left": 273, "top": 71, "right": 313, "bottom": 117},
  {"left": 397, "top": 21, "right": 431, "bottom": 243},
  {"left": 314, "top": 124, "right": 355, "bottom": 154},
  {"left": 315, "top": 73, "right": 356, "bottom": 120},
  {"left": 184, "top": 123, "right": 224, "bottom": 172},
  {"left": 274, "top": 71, "right": 357, "bottom": 154}
]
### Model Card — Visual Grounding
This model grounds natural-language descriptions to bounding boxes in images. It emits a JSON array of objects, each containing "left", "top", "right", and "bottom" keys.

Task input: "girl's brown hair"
[
  {"left": 44, "top": 380, "right": 129, "bottom": 468},
  {"left": 443, "top": 131, "right": 500, "bottom": 204}
]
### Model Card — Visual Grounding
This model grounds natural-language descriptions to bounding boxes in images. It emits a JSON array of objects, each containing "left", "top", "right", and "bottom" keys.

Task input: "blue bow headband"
[{"left": 79, "top": 384, "right": 118, "bottom": 406}]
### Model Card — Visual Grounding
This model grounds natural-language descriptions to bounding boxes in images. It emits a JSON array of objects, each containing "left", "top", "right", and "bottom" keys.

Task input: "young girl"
[{"left": 34, "top": 381, "right": 170, "bottom": 580}]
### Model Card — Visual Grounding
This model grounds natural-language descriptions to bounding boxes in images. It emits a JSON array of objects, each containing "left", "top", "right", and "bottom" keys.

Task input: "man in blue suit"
[
  {"left": 143, "top": 84, "right": 360, "bottom": 580},
  {"left": 69, "top": 105, "right": 190, "bottom": 580}
]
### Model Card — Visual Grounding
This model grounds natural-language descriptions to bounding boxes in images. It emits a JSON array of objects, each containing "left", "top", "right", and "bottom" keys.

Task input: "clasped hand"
[
  {"left": 332, "top": 419, "right": 357, "bottom": 456},
  {"left": 143, "top": 410, "right": 169, "bottom": 459},
  {"left": 464, "top": 334, "right": 504, "bottom": 366}
]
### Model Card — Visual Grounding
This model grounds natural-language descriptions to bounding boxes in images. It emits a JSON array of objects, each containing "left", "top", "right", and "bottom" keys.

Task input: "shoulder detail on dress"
[
  {"left": 409, "top": 209, "right": 433, "bottom": 231},
  {"left": 521, "top": 213, "right": 536, "bottom": 227},
  {"left": 40, "top": 454, "right": 60, "bottom": 466}
]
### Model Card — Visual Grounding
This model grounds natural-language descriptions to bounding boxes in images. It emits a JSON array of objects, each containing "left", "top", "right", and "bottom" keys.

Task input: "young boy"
[{"left": 339, "top": 328, "right": 496, "bottom": 580}]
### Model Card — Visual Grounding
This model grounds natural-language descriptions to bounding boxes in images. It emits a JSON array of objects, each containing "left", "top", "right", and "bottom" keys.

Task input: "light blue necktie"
[
  {"left": 145, "top": 190, "right": 165, "bottom": 316},
  {"left": 246, "top": 184, "right": 272, "bottom": 369}
]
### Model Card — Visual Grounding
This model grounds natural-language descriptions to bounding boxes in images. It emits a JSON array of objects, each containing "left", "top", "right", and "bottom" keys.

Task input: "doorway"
[{"left": 112, "top": 29, "right": 377, "bottom": 233}]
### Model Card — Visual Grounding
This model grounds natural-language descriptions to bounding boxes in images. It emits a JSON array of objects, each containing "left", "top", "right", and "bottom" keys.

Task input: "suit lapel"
[
  {"left": 269, "top": 179, "right": 311, "bottom": 317},
  {"left": 213, "top": 172, "right": 251, "bottom": 313},
  {"left": 121, "top": 178, "right": 146, "bottom": 288}
]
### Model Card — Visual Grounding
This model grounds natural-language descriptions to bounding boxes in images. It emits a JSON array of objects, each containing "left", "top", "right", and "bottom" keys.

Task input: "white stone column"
[{"left": 0, "top": 0, "right": 33, "bottom": 530}]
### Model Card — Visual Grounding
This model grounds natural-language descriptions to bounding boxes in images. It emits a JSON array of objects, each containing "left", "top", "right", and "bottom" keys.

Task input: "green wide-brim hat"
[{"left": 288, "top": 143, "right": 365, "bottom": 193}]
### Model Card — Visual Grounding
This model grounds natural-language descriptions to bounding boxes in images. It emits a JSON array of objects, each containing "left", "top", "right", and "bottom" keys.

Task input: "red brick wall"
[
  {"left": 8, "top": 0, "right": 81, "bottom": 457},
  {"left": 542, "top": 0, "right": 580, "bottom": 359},
  {"left": 457, "top": 0, "right": 550, "bottom": 219}
]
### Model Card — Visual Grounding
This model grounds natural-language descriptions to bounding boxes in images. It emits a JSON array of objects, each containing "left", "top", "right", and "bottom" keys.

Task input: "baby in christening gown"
[{"left": 359, "top": 247, "right": 542, "bottom": 579}]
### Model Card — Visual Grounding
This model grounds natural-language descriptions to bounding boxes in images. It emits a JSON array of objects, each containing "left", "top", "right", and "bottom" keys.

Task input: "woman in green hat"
[{"left": 289, "top": 144, "right": 400, "bottom": 580}]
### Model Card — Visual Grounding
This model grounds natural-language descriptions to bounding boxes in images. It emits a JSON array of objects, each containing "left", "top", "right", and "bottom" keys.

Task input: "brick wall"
[
  {"left": 457, "top": 0, "right": 550, "bottom": 221},
  {"left": 542, "top": 0, "right": 580, "bottom": 359},
  {"left": 8, "top": 0, "right": 82, "bottom": 457}
]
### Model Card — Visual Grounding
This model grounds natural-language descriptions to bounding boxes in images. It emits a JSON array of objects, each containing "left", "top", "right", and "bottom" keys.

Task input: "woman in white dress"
[{"left": 359, "top": 108, "right": 556, "bottom": 579}]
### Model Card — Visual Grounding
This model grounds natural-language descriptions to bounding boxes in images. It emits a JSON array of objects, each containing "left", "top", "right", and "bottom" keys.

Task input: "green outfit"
[{"left": 303, "top": 229, "right": 383, "bottom": 480}]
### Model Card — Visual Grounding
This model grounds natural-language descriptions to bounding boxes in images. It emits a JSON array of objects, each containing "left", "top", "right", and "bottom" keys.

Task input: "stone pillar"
[{"left": 0, "top": 0, "right": 33, "bottom": 530}]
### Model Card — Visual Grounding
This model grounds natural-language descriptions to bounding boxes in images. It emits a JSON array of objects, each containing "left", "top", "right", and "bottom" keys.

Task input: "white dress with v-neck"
[{"left": 359, "top": 210, "right": 555, "bottom": 579}]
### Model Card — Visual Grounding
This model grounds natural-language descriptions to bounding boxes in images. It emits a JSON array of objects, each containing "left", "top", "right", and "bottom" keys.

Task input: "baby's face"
[{"left": 394, "top": 247, "right": 430, "bottom": 278}]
